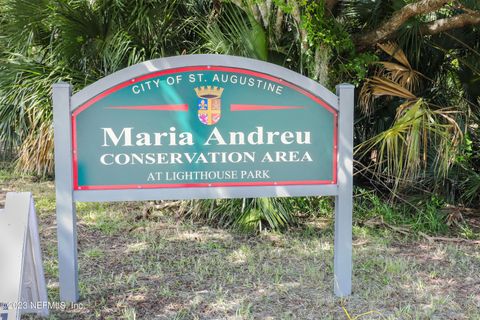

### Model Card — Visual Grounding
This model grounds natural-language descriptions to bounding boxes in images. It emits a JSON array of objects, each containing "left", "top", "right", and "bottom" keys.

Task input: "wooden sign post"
[
  {"left": 0, "top": 192, "right": 49, "bottom": 319},
  {"left": 53, "top": 54, "right": 354, "bottom": 302}
]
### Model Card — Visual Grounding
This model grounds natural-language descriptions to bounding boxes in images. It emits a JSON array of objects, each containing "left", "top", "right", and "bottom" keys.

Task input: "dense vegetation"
[{"left": 0, "top": 0, "right": 479, "bottom": 231}]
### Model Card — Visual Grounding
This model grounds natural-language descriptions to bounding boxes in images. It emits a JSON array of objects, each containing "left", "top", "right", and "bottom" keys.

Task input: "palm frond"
[
  {"left": 16, "top": 120, "right": 54, "bottom": 176},
  {"left": 377, "top": 42, "right": 411, "bottom": 68},
  {"left": 376, "top": 42, "right": 422, "bottom": 93},
  {"left": 360, "top": 42, "right": 423, "bottom": 114},
  {"left": 360, "top": 76, "right": 417, "bottom": 114},
  {"left": 0, "top": 0, "right": 199, "bottom": 175},
  {"left": 377, "top": 62, "right": 421, "bottom": 92},
  {"left": 195, "top": 4, "right": 268, "bottom": 60},
  {"left": 0, "top": 0, "right": 51, "bottom": 52},
  {"left": 460, "top": 169, "right": 480, "bottom": 204},
  {"left": 356, "top": 99, "right": 463, "bottom": 190},
  {"left": 183, "top": 197, "right": 296, "bottom": 232}
]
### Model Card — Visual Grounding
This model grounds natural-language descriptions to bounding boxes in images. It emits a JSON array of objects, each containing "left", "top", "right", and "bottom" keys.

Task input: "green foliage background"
[{"left": 0, "top": 0, "right": 479, "bottom": 231}]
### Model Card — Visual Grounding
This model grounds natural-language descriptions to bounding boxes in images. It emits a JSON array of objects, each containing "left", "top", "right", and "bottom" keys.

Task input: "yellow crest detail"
[
  {"left": 194, "top": 86, "right": 224, "bottom": 98},
  {"left": 196, "top": 86, "right": 223, "bottom": 125}
]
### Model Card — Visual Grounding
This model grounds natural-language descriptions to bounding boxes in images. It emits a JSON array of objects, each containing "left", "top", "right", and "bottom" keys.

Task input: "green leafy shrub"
[{"left": 182, "top": 198, "right": 296, "bottom": 232}]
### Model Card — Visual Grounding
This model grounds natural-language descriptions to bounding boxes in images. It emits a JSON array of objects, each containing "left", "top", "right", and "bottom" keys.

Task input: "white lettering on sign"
[
  {"left": 101, "top": 127, "right": 194, "bottom": 147},
  {"left": 166, "top": 75, "right": 182, "bottom": 86},
  {"left": 131, "top": 79, "right": 162, "bottom": 94},
  {"left": 261, "top": 151, "right": 313, "bottom": 163},
  {"left": 99, "top": 127, "right": 314, "bottom": 168},
  {"left": 98, "top": 151, "right": 313, "bottom": 166},
  {"left": 131, "top": 73, "right": 284, "bottom": 95},
  {"left": 211, "top": 73, "right": 283, "bottom": 95},
  {"left": 203, "top": 126, "right": 311, "bottom": 146},
  {"left": 145, "top": 170, "right": 274, "bottom": 182},
  {"left": 188, "top": 73, "right": 204, "bottom": 83},
  {"left": 101, "top": 127, "right": 311, "bottom": 147},
  {"left": 99, "top": 152, "right": 257, "bottom": 166}
]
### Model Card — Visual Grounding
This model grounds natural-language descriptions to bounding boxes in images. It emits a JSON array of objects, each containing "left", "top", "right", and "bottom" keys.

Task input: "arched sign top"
[
  {"left": 70, "top": 55, "right": 340, "bottom": 190},
  {"left": 70, "top": 54, "right": 339, "bottom": 112},
  {"left": 52, "top": 54, "right": 354, "bottom": 302}
]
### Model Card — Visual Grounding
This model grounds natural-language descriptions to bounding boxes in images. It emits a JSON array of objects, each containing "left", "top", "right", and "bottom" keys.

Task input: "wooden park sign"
[{"left": 53, "top": 54, "right": 353, "bottom": 302}]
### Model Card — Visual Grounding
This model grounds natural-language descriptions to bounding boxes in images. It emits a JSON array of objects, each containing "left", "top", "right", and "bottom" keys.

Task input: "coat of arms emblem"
[{"left": 195, "top": 86, "right": 224, "bottom": 125}]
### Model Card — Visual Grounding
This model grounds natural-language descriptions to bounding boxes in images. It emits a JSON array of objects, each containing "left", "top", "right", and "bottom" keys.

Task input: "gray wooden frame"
[{"left": 53, "top": 54, "right": 354, "bottom": 302}]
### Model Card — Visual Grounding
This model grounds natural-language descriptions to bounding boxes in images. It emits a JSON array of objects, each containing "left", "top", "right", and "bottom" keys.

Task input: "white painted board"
[{"left": 0, "top": 193, "right": 48, "bottom": 319}]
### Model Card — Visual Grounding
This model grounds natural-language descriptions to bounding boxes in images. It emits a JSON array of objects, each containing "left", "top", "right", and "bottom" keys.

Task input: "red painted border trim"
[
  {"left": 76, "top": 180, "right": 334, "bottom": 190},
  {"left": 230, "top": 104, "right": 304, "bottom": 111},
  {"left": 72, "top": 66, "right": 337, "bottom": 116},
  {"left": 333, "top": 113, "right": 338, "bottom": 183},
  {"left": 72, "top": 116, "right": 79, "bottom": 189},
  {"left": 72, "top": 66, "right": 338, "bottom": 191},
  {"left": 107, "top": 104, "right": 188, "bottom": 111}
]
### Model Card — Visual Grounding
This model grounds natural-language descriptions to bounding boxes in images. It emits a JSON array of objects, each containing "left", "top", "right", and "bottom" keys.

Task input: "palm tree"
[
  {"left": 0, "top": 0, "right": 309, "bottom": 231},
  {"left": 338, "top": 0, "right": 480, "bottom": 204},
  {"left": 0, "top": 0, "right": 197, "bottom": 174},
  {"left": 1, "top": 0, "right": 479, "bottom": 218},
  {"left": 356, "top": 42, "right": 470, "bottom": 203}
]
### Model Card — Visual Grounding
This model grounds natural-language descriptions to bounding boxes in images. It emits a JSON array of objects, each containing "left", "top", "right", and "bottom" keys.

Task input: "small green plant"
[
  {"left": 183, "top": 197, "right": 296, "bottom": 232},
  {"left": 410, "top": 196, "right": 447, "bottom": 234},
  {"left": 122, "top": 307, "right": 137, "bottom": 320},
  {"left": 354, "top": 188, "right": 450, "bottom": 236},
  {"left": 289, "top": 196, "right": 333, "bottom": 217},
  {"left": 83, "top": 247, "right": 104, "bottom": 259}
]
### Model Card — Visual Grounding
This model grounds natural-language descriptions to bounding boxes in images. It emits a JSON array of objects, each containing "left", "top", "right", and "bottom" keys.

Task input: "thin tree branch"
[
  {"left": 420, "top": 12, "right": 480, "bottom": 35},
  {"left": 274, "top": 6, "right": 284, "bottom": 41},
  {"left": 289, "top": 0, "right": 308, "bottom": 54},
  {"left": 354, "top": 0, "right": 450, "bottom": 49},
  {"left": 257, "top": 0, "right": 273, "bottom": 29},
  {"left": 250, "top": 4, "right": 263, "bottom": 26}
]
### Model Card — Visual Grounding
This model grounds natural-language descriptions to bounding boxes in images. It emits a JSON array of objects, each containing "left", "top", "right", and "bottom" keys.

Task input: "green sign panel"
[
  {"left": 55, "top": 56, "right": 354, "bottom": 302},
  {"left": 73, "top": 66, "right": 337, "bottom": 190}
]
